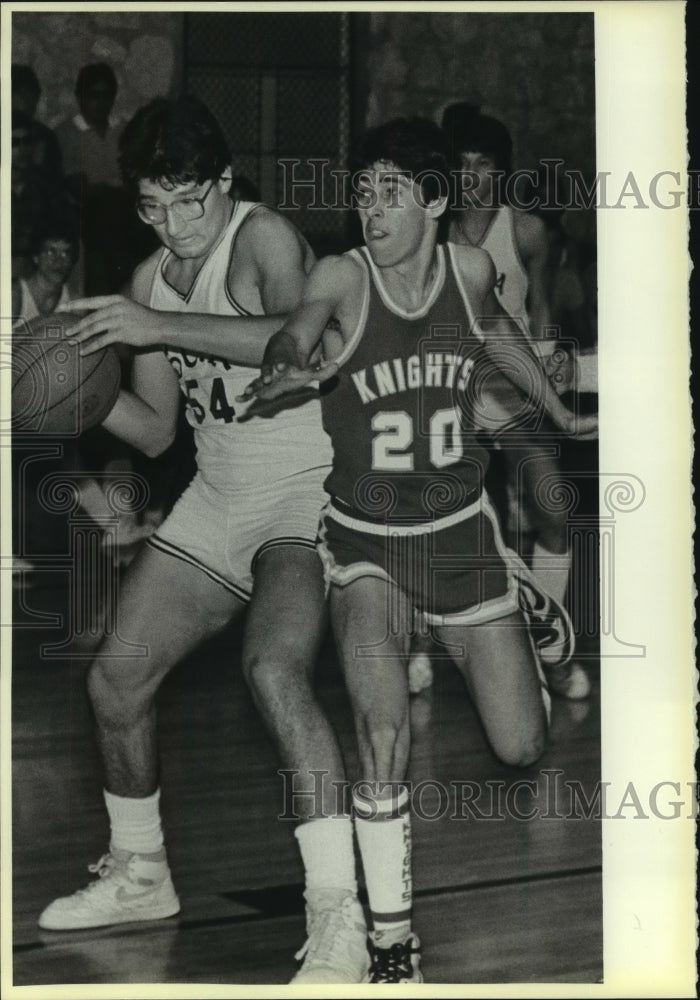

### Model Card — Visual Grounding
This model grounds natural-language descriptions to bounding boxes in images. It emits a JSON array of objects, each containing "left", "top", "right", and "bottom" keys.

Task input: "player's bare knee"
[
  {"left": 242, "top": 646, "right": 309, "bottom": 700},
  {"left": 493, "top": 729, "right": 546, "bottom": 769}
]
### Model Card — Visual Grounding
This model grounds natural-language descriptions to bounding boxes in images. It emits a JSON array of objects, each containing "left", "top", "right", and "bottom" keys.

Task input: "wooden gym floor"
[{"left": 9, "top": 546, "right": 602, "bottom": 988}]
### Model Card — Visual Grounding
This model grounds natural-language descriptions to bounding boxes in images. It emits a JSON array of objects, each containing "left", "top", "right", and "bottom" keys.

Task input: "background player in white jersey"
[
  {"left": 242, "top": 117, "right": 596, "bottom": 982},
  {"left": 39, "top": 97, "right": 370, "bottom": 985},
  {"left": 431, "top": 102, "right": 594, "bottom": 700}
]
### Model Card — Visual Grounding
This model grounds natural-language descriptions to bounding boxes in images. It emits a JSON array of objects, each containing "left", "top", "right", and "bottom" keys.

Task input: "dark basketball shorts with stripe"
[
  {"left": 147, "top": 468, "right": 328, "bottom": 602},
  {"left": 316, "top": 490, "right": 521, "bottom": 625}
]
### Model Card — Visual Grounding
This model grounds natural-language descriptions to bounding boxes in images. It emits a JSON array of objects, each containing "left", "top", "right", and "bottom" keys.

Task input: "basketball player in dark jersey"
[{"left": 242, "top": 118, "right": 596, "bottom": 982}]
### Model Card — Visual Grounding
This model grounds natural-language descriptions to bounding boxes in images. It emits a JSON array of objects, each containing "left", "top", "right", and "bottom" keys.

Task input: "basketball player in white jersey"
[
  {"left": 242, "top": 118, "right": 597, "bottom": 982},
  {"left": 39, "top": 97, "right": 370, "bottom": 985},
  {"left": 419, "top": 102, "right": 594, "bottom": 700}
]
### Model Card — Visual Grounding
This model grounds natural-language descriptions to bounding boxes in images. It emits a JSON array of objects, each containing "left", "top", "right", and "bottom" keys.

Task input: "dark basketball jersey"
[{"left": 322, "top": 243, "right": 491, "bottom": 523}]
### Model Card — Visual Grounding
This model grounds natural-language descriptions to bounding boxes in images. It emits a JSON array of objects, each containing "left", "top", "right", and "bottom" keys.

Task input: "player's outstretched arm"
[
  {"left": 481, "top": 297, "right": 597, "bottom": 438},
  {"left": 240, "top": 255, "right": 357, "bottom": 402},
  {"left": 59, "top": 294, "right": 284, "bottom": 367},
  {"left": 459, "top": 246, "right": 597, "bottom": 438}
]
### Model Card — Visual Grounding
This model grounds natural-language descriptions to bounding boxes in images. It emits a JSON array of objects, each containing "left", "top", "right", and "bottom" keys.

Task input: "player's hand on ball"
[{"left": 59, "top": 296, "right": 167, "bottom": 355}]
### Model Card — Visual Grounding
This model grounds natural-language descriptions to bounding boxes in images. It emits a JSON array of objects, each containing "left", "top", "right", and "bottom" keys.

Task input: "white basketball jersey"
[
  {"left": 14, "top": 281, "right": 70, "bottom": 327},
  {"left": 149, "top": 200, "right": 332, "bottom": 493},
  {"left": 480, "top": 206, "right": 530, "bottom": 324}
]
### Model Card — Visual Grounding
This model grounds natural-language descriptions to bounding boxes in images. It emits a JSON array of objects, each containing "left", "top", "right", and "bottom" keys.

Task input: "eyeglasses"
[
  {"left": 136, "top": 179, "right": 217, "bottom": 226},
  {"left": 40, "top": 246, "right": 74, "bottom": 261}
]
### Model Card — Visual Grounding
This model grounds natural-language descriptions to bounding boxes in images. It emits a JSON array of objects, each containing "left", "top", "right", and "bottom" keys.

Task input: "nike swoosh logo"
[{"left": 115, "top": 884, "right": 159, "bottom": 905}]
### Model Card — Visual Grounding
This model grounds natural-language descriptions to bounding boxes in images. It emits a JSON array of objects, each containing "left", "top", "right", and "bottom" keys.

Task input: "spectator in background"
[
  {"left": 11, "top": 64, "right": 63, "bottom": 193},
  {"left": 55, "top": 63, "right": 123, "bottom": 191},
  {"left": 55, "top": 63, "right": 157, "bottom": 294},
  {"left": 11, "top": 110, "right": 57, "bottom": 281},
  {"left": 12, "top": 214, "right": 77, "bottom": 322}
]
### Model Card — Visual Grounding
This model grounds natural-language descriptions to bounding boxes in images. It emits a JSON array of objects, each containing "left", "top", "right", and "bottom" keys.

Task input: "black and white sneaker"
[
  {"left": 512, "top": 553, "right": 575, "bottom": 667},
  {"left": 512, "top": 554, "right": 591, "bottom": 700},
  {"left": 367, "top": 934, "right": 423, "bottom": 983}
]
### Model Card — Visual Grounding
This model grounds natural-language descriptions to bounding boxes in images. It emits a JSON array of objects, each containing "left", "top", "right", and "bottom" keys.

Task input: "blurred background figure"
[
  {"left": 54, "top": 63, "right": 123, "bottom": 194},
  {"left": 11, "top": 110, "right": 60, "bottom": 282},
  {"left": 55, "top": 63, "right": 157, "bottom": 295},
  {"left": 12, "top": 63, "right": 63, "bottom": 193}
]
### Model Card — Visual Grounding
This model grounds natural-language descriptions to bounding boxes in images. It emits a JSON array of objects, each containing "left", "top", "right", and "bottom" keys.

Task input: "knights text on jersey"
[
  {"left": 148, "top": 201, "right": 333, "bottom": 493},
  {"left": 321, "top": 243, "right": 491, "bottom": 523}
]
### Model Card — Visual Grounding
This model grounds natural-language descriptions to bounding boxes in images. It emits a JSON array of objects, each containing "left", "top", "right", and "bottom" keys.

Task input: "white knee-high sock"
[
  {"left": 295, "top": 816, "right": 357, "bottom": 895},
  {"left": 104, "top": 788, "right": 165, "bottom": 856},
  {"left": 531, "top": 542, "right": 571, "bottom": 605},
  {"left": 353, "top": 786, "right": 412, "bottom": 946}
]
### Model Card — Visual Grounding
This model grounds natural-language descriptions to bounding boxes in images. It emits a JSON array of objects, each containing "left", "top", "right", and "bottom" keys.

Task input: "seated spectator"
[{"left": 12, "top": 215, "right": 78, "bottom": 323}]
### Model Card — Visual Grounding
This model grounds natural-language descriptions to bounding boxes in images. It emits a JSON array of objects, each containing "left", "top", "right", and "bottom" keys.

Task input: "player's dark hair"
[
  {"left": 30, "top": 214, "right": 80, "bottom": 260},
  {"left": 441, "top": 102, "right": 513, "bottom": 176},
  {"left": 12, "top": 64, "right": 41, "bottom": 98},
  {"left": 119, "top": 96, "right": 232, "bottom": 194},
  {"left": 355, "top": 117, "right": 450, "bottom": 203},
  {"left": 75, "top": 63, "right": 118, "bottom": 99}
]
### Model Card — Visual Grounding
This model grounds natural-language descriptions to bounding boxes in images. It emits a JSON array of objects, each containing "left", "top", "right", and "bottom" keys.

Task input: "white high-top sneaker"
[{"left": 38, "top": 846, "right": 180, "bottom": 930}]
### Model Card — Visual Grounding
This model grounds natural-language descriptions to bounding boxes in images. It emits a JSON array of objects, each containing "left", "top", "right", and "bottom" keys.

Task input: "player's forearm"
[
  {"left": 262, "top": 327, "right": 314, "bottom": 372},
  {"left": 101, "top": 391, "right": 176, "bottom": 458},
  {"left": 575, "top": 351, "right": 598, "bottom": 393},
  {"left": 262, "top": 297, "right": 333, "bottom": 371},
  {"left": 160, "top": 311, "right": 285, "bottom": 367},
  {"left": 481, "top": 329, "right": 575, "bottom": 432}
]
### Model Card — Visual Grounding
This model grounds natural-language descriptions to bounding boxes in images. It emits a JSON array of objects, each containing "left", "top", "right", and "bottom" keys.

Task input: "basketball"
[{"left": 12, "top": 311, "right": 122, "bottom": 435}]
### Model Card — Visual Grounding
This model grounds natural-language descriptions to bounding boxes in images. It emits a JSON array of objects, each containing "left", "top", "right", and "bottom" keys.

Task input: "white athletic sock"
[
  {"left": 531, "top": 542, "right": 571, "bottom": 605},
  {"left": 353, "top": 786, "right": 412, "bottom": 947},
  {"left": 104, "top": 788, "right": 165, "bottom": 856},
  {"left": 295, "top": 816, "right": 357, "bottom": 895}
]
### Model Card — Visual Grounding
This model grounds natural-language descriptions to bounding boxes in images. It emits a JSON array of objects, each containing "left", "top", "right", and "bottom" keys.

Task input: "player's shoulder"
[
  {"left": 449, "top": 241, "right": 496, "bottom": 286},
  {"left": 235, "top": 202, "right": 315, "bottom": 270},
  {"left": 512, "top": 208, "right": 547, "bottom": 255},
  {"left": 237, "top": 203, "right": 306, "bottom": 248},
  {"left": 310, "top": 251, "right": 365, "bottom": 295}
]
